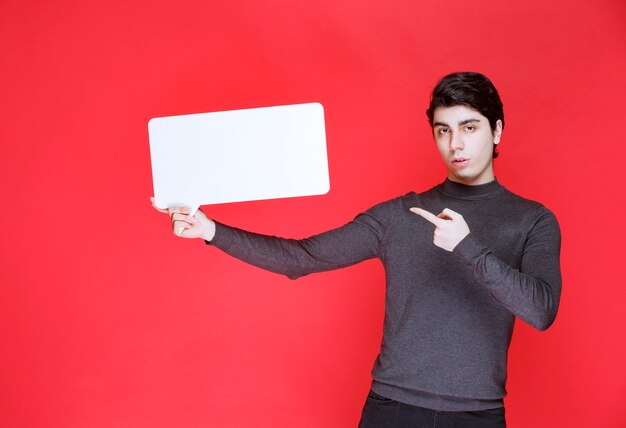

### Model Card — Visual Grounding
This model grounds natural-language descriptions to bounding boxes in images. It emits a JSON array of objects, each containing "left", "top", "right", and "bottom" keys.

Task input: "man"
[{"left": 152, "top": 72, "right": 562, "bottom": 427}]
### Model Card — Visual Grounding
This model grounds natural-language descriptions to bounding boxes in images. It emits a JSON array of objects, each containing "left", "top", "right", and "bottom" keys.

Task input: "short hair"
[{"left": 426, "top": 72, "right": 505, "bottom": 158}]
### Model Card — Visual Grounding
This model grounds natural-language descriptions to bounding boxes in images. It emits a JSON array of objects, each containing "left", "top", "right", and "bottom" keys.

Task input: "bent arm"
[
  {"left": 207, "top": 208, "right": 388, "bottom": 280},
  {"left": 454, "top": 209, "right": 562, "bottom": 331}
]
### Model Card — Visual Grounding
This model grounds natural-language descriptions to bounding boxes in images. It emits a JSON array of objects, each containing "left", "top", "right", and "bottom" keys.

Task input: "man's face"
[{"left": 432, "top": 105, "right": 502, "bottom": 186}]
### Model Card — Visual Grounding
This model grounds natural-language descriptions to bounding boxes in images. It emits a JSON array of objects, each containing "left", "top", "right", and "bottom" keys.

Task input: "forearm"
[
  {"left": 207, "top": 211, "right": 385, "bottom": 280},
  {"left": 454, "top": 233, "right": 561, "bottom": 330}
]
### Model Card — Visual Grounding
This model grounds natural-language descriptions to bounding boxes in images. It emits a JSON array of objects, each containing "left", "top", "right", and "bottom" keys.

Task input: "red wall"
[{"left": 2, "top": 1, "right": 625, "bottom": 427}]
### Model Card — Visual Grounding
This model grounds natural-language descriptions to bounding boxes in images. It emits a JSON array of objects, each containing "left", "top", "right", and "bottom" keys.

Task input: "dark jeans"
[{"left": 358, "top": 390, "right": 506, "bottom": 428}]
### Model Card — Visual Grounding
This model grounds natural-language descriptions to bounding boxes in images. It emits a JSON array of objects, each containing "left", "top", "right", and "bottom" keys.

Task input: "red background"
[{"left": 1, "top": 0, "right": 625, "bottom": 427}]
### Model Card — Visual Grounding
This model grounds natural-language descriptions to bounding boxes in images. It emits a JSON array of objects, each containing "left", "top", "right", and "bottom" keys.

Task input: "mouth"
[{"left": 451, "top": 157, "right": 469, "bottom": 166}]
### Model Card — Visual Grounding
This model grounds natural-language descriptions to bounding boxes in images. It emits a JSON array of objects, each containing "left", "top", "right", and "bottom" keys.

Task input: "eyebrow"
[
  {"left": 433, "top": 118, "right": 481, "bottom": 127},
  {"left": 459, "top": 119, "right": 481, "bottom": 126}
]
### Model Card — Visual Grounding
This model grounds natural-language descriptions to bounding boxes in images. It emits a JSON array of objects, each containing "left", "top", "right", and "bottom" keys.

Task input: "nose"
[{"left": 450, "top": 131, "right": 464, "bottom": 151}]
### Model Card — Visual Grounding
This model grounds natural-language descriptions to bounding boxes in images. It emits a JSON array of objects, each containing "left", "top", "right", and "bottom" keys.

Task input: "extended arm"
[{"left": 152, "top": 197, "right": 388, "bottom": 280}]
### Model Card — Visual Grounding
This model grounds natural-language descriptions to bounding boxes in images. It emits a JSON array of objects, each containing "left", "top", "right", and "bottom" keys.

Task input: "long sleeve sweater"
[{"left": 207, "top": 178, "right": 562, "bottom": 411}]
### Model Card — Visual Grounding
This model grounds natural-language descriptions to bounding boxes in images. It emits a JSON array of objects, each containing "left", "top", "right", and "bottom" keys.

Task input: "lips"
[{"left": 451, "top": 157, "right": 469, "bottom": 167}]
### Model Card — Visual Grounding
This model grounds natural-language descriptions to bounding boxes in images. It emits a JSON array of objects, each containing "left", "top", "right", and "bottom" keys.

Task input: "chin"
[{"left": 449, "top": 171, "right": 472, "bottom": 181}]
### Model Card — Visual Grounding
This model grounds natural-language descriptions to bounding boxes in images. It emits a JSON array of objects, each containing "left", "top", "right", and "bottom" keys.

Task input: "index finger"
[
  {"left": 167, "top": 205, "right": 192, "bottom": 216},
  {"left": 410, "top": 207, "right": 442, "bottom": 226}
]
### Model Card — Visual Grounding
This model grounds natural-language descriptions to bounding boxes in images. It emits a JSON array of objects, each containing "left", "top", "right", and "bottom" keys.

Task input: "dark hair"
[{"left": 426, "top": 72, "right": 504, "bottom": 158}]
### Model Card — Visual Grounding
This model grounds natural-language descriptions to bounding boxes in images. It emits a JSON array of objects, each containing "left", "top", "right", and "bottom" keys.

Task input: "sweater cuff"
[
  {"left": 453, "top": 233, "right": 488, "bottom": 265},
  {"left": 204, "top": 221, "right": 231, "bottom": 249}
]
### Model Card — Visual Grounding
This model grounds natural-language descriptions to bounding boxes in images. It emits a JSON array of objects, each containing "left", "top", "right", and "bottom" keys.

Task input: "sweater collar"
[{"left": 436, "top": 178, "right": 504, "bottom": 200}]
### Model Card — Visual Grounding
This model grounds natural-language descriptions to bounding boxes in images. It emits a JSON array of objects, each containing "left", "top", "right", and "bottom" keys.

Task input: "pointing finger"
[{"left": 410, "top": 207, "right": 442, "bottom": 226}]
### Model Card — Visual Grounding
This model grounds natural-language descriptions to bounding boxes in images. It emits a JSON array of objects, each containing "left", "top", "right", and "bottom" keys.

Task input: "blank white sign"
[{"left": 149, "top": 103, "right": 330, "bottom": 213}]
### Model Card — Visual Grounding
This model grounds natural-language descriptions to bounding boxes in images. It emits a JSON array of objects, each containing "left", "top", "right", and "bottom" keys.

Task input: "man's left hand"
[{"left": 410, "top": 207, "right": 470, "bottom": 252}]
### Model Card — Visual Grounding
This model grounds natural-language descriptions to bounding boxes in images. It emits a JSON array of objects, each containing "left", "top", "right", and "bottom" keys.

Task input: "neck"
[
  {"left": 438, "top": 177, "right": 503, "bottom": 200},
  {"left": 447, "top": 174, "right": 495, "bottom": 186}
]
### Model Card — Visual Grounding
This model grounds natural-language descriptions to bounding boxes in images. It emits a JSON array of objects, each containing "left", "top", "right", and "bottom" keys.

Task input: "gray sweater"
[{"left": 208, "top": 179, "right": 562, "bottom": 411}]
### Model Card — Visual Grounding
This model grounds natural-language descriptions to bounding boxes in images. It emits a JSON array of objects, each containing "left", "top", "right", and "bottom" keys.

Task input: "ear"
[{"left": 493, "top": 119, "right": 503, "bottom": 145}]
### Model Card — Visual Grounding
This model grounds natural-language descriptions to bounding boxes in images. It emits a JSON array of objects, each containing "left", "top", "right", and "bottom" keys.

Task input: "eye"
[
  {"left": 464, "top": 125, "right": 475, "bottom": 132},
  {"left": 437, "top": 128, "right": 449, "bottom": 136}
]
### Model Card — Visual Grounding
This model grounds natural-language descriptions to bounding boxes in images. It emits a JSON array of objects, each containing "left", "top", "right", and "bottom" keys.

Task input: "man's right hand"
[{"left": 150, "top": 197, "right": 216, "bottom": 241}]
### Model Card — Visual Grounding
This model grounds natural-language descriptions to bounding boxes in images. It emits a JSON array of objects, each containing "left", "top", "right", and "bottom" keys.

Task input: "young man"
[{"left": 152, "top": 72, "right": 562, "bottom": 428}]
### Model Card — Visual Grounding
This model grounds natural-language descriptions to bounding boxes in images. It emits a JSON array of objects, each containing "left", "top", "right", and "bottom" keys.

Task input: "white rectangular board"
[{"left": 149, "top": 103, "right": 330, "bottom": 213}]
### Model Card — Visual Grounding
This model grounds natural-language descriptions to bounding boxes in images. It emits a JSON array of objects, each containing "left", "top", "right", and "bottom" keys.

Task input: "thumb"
[
  {"left": 150, "top": 196, "right": 169, "bottom": 214},
  {"left": 439, "top": 208, "right": 462, "bottom": 220}
]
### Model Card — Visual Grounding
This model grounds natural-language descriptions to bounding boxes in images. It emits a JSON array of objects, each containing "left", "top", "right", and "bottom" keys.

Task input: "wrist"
[{"left": 202, "top": 220, "right": 216, "bottom": 242}]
